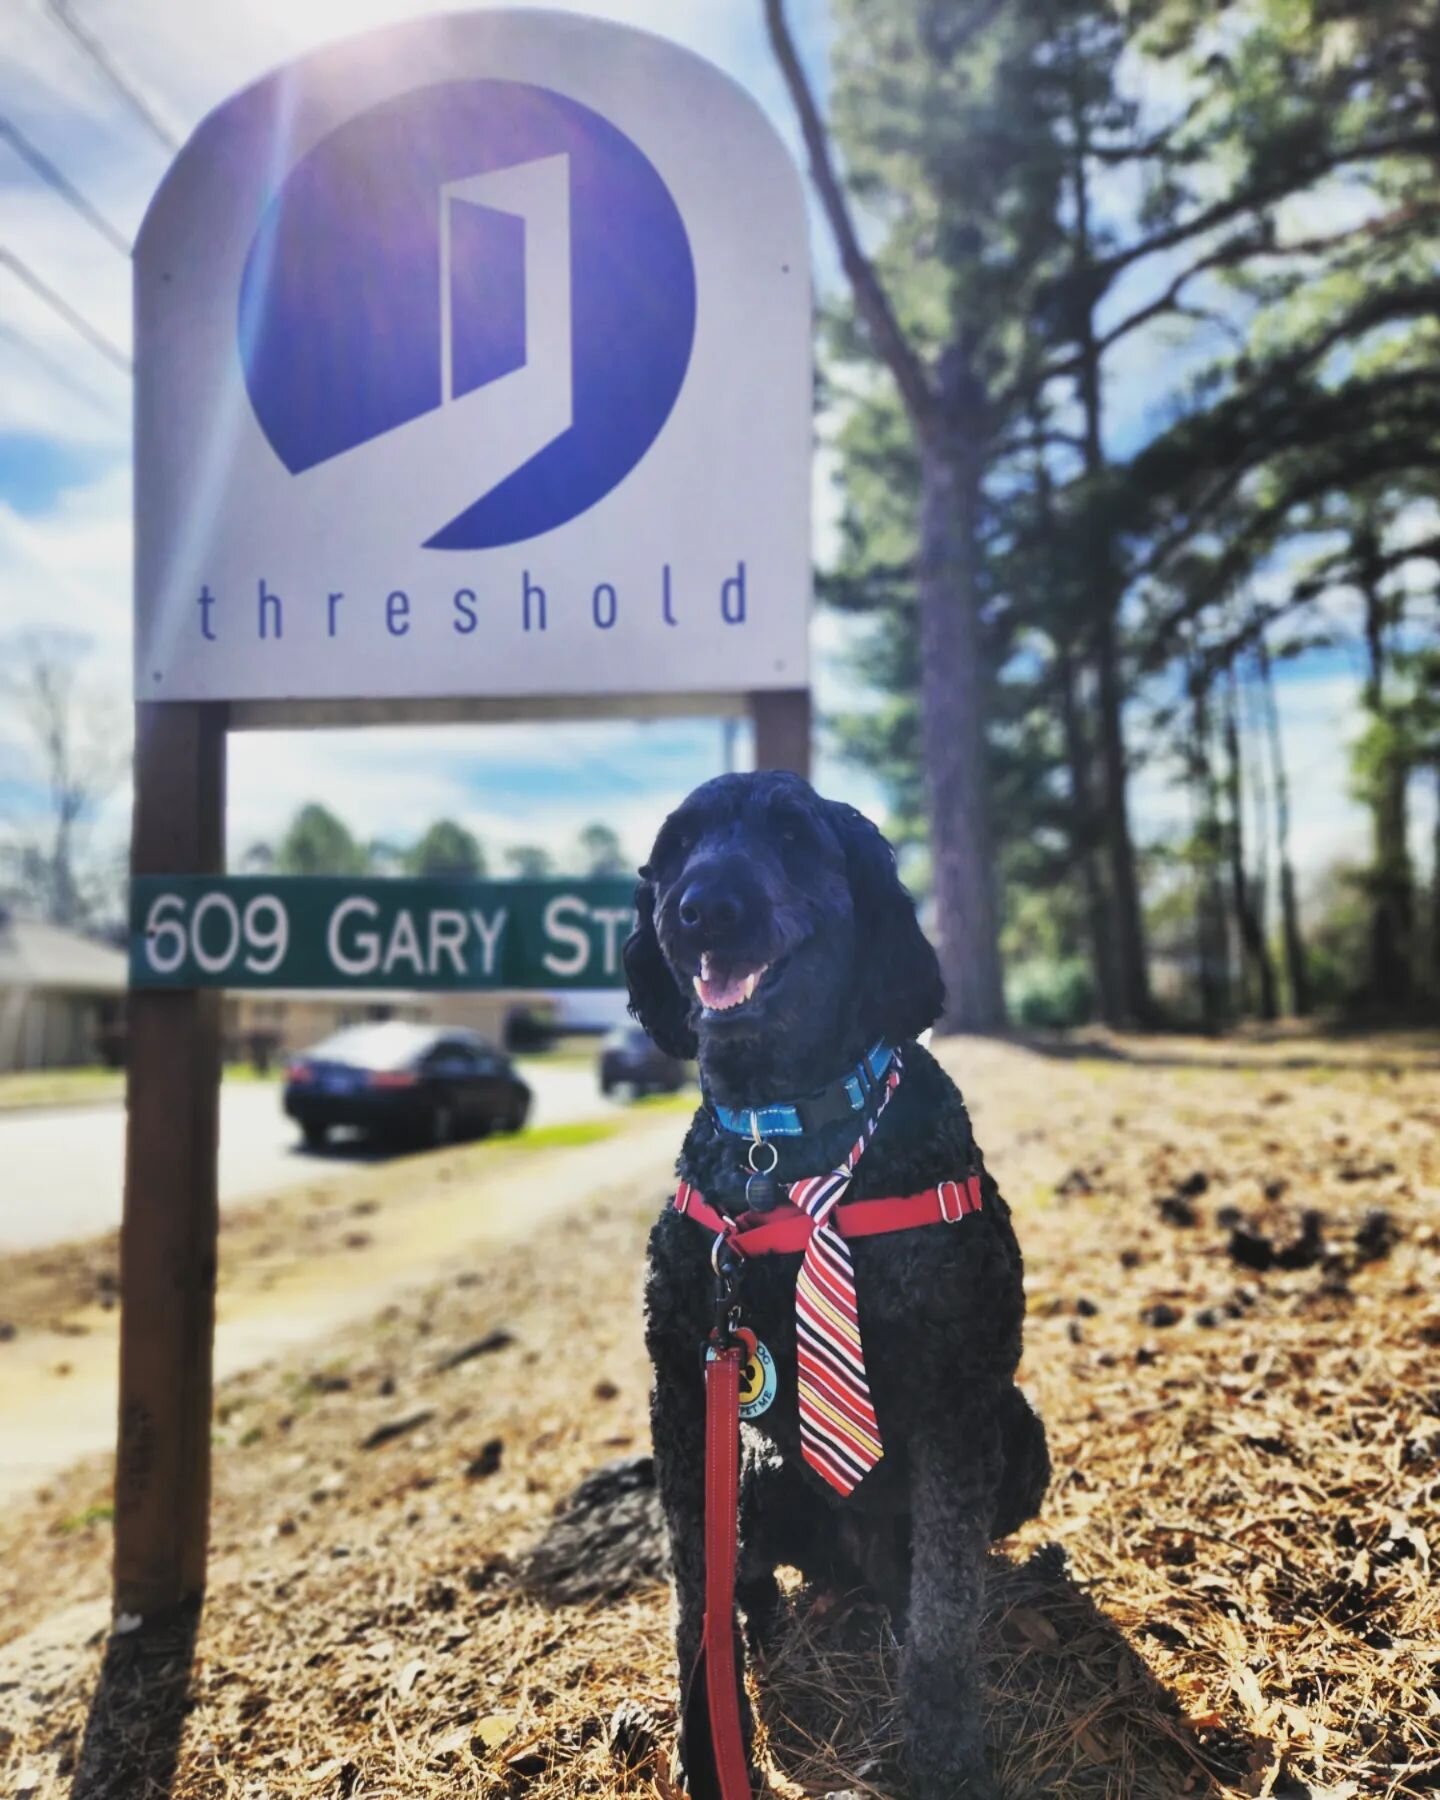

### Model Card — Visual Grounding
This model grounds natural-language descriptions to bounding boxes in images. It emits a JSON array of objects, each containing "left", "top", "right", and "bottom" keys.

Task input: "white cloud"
[{"left": 0, "top": 461, "right": 133, "bottom": 647}]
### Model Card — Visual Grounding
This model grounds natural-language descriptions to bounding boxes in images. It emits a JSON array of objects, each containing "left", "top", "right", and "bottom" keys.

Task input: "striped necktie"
[{"left": 787, "top": 1052, "right": 902, "bottom": 1495}]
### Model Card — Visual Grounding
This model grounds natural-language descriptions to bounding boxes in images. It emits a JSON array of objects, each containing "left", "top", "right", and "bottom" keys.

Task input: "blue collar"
[{"left": 710, "top": 1041, "right": 895, "bottom": 1140}]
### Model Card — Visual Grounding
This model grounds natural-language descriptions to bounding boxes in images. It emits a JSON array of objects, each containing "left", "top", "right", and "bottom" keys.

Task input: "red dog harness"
[
  {"left": 675, "top": 1167, "right": 983, "bottom": 1800},
  {"left": 675, "top": 1175, "right": 983, "bottom": 1251}
]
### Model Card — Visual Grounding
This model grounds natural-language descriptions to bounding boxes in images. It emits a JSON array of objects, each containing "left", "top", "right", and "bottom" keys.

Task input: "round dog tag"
[
  {"left": 706, "top": 1329, "right": 778, "bottom": 1420},
  {"left": 737, "top": 1337, "right": 777, "bottom": 1419}
]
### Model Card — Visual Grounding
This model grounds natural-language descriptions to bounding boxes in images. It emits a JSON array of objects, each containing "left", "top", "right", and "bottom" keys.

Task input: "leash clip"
[{"left": 710, "top": 1229, "right": 744, "bottom": 1350}]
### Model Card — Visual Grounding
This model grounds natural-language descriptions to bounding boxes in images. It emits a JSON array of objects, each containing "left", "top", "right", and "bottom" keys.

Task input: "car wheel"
[{"left": 302, "top": 1121, "right": 328, "bottom": 1150}]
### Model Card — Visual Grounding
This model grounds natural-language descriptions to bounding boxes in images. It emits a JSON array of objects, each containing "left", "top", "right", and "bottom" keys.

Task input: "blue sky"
[{"left": 0, "top": 0, "right": 1429, "bottom": 900}]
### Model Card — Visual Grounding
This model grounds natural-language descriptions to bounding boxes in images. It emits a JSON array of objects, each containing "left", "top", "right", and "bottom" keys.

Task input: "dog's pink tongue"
[{"left": 697, "top": 969, "right": 751, "bottom": 1010}]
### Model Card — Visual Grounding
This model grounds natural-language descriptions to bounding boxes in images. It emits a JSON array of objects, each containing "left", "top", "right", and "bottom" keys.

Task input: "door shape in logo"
[{"left": 238, "top": 80, "right": 696, "bottom": 550}]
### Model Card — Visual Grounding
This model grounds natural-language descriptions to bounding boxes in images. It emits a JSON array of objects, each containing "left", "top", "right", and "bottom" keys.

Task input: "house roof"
[{"left": 0, "top": 912, "right": 127, "bottom": 995}]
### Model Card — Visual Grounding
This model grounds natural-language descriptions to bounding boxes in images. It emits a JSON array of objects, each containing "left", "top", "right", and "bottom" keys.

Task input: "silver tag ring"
[{"left": 746, "top": 1139, "right": 779, "bottom": 1175}]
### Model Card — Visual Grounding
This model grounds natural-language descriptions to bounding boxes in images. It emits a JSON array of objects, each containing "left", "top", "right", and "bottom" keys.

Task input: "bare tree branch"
[
  {"left": 1, "top": 631, "right": 128, "bottom": 926},
  {"left": 763, "top": 0, "right": 936, "bottom": 433},
  {"left": 1255, "top": 200, "right": 1440, "bottom": 264},
  {"left": 1145, "top": 431, "right": 1440, "bottom": 653},
  {"left": 1290, "top": 534, "right": 1440, "bottom": 604},
  {"left": 1020, "top": 231, "right": 1268, "bottom": 400},
  {"left": 1090, "top": 128, "right": 1440, "bottom": 285},
  {"left": 993, "top": 423, "right": 1087, "bottom": 459},
  {"left": 1020, "top": 196, "right": 1439, "bottom": 407},
  {"left": 1129, "top": 293, "right": 1440, "bottom": 578}
]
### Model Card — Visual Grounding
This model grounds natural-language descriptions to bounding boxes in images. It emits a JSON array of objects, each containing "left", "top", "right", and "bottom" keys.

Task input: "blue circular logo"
[{"left": 238, "top": 79, "right": 696, "bottom": 549}]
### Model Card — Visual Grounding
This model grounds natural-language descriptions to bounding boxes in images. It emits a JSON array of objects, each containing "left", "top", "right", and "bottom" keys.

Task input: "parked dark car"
[
  {"left": 284, "top": 1022, "right": 531, "bottom": 1150},
  {"left": 598, "top": 1023, "right": 689, "bottom": 1099}
]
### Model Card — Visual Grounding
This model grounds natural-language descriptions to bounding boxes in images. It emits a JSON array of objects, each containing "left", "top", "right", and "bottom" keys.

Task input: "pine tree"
[{"left": 768, "top": 0, "right": 1070, "bottom": 1030}]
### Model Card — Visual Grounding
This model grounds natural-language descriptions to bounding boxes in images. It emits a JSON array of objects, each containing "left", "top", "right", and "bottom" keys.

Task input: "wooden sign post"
[
  {"left": 117, "top": 705, "right": 226, "bottom": 1616},
  {"left": 114, "top": 698, "right": 809, "bottom": 1619},
  {"left": 118, "top": 11, "right": 813, "bottom": 1621}
]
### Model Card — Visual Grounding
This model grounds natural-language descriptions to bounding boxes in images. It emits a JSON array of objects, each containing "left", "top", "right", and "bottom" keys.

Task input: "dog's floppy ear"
[
  {"left": 623, "top": 870, "right": 698, "bottom": 1059},
  {"left": 837, "top": 804, "right": 945, "bottom": 1046}
]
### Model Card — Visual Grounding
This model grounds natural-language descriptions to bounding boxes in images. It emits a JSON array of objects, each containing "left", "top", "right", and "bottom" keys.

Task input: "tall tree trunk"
[
  {"left": 1092, "top": 611, "right": 1152, "bottom": 1023},
  {"left": 1360, "top": 558, "right": 1414, "bottom": 1007},
  {"left": 1432, "top": 760, "right": 1440, "bottom": 997},
  {"left": 1188, "top": 659, "right": 1231, "bottom": 1031},
  {"left": 1257, "top": 634, "right": 1311, "bottom": 1014},
  {"left": 1056, "top": 638, "right": 1119, "bottom": 1022},
  {"left": 918, "top": 438, "right": 1005, "bottom": 1031},
  {"left": 1371, "top": 760, "right": 1414, "bottom": 1005},
  {"left": 51, "top": 809, "right": 79, "bottom": 928},
  {"left": 1219, "top": 669, "right": 1252, "bottom": 1016},
  {"left": 1221, "top": 666, "right": 1278, "bottom": 1020},
  {"left": 1242, "top": 652, "right": 1279, "bottom": 1018},
  {"left": 1071, "top": 105, "right": 1152, "bottom": 1027},
  {"left": 759, "top": 0, "right": 1008, "bottom": 1036},
  {"left": 1031, "top": 417, "right": 1115, "bottom": 1023},
  {"left": 762, "top": 0, "right": 1007, "bottom": 1032}
]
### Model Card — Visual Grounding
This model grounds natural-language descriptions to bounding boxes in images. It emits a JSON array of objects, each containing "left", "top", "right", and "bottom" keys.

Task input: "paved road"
[{"left": 0, "top": 1060, "right": 638, "bottom": 1252}]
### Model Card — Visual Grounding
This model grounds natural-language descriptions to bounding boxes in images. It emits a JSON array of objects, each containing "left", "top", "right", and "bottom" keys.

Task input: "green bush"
[{"left": 1007, "top": 957, "right": 1095, "bottom": 1029}]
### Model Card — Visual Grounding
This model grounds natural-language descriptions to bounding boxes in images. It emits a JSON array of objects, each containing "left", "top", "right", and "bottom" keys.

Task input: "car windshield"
[{"left": 302, "top": 1022, "right": 438, "bottom": 1071}]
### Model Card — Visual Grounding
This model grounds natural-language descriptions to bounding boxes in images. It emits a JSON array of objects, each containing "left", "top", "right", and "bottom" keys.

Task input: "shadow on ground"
[
  {"left": 290, "top": 1127, "right": 396, "bottom": 1166},
  {"left": 67, "top": 1607, "right": 198, "bottom": 1800},
  {"left": 756, "top": 1543, "right": 1246, "bottom": 1799}
]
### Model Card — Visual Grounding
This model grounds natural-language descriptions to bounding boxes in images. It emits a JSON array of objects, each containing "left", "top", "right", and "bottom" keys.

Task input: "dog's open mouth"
[{"left": 693, "top": 951, "right": 771, "bottom": 1014}]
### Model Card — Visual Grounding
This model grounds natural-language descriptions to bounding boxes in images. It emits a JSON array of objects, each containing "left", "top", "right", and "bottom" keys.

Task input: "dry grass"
[
  {"left": 1, "top": 1033, "right": 1437, "bottom": 1800},
  {"left": 0, "top": 1068, "right": 124, "bottom": 1113}
]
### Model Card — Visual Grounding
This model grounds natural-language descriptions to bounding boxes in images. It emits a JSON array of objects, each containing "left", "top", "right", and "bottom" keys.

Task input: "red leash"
[
  {"left": 699, "top": 1341, "right": 751, "bottom": 1800},
  {"left": 681, "top": 1176, "right": 984, "bottom": 1797}
]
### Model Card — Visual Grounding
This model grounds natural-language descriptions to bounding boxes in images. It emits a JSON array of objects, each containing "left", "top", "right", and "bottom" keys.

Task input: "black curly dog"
[{"left": 626, "top": 771, "right": 1050, "bottom": 1800}]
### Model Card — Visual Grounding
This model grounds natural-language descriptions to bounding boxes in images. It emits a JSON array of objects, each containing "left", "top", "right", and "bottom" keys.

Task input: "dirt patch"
[{"left": 1, "top": 1034, "right": 1437, "bottom": 1799}]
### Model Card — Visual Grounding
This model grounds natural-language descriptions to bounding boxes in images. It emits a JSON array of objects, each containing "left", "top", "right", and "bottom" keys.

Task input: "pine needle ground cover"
[{"left": 1, "top": 1035, "right": 1436, "bottom": 1800}]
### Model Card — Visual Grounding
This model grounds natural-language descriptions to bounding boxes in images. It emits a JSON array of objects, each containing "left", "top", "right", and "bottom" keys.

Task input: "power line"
[
  {"left": 0, "top": 247, "right": 131, "bottom": 373},
  {"left": 0, "top": 117, "right": 131, "bottom": 256},
  {"left": 0, "top": 317, "right": 125, "bottom": 419},
  {"left": 44, "top": 0, "right": 179, "bottom": 154}
]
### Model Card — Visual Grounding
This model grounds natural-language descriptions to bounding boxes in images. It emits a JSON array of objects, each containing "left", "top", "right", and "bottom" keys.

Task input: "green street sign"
[{"left": 129, "top": 876, "right": 636, "bottom": 991}]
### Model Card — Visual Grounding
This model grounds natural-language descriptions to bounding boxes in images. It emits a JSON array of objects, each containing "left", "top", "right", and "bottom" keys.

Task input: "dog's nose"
[{"left": 677, "top": 880, "right": 743, "bottom": 936}]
